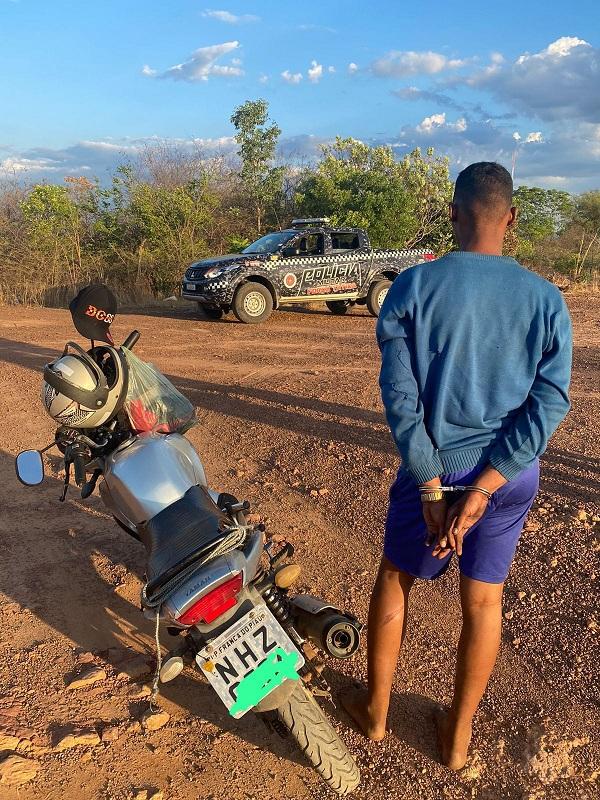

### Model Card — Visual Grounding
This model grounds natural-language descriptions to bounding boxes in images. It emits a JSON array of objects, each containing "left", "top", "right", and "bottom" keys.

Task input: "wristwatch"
[{"left": 420, "top": 490, "right": 445, "bottom": 502}]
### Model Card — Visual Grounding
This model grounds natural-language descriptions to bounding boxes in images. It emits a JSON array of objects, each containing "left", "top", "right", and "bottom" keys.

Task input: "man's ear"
[
  {"left": 506, "top": 206, "right": 518, "bottom": 227},
  {"left": 449, "top": 202, "right": 458, "bottom": 222}
]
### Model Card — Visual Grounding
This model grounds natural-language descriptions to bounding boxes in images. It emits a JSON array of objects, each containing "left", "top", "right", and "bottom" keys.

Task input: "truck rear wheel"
[
  {"left": 366, "top": 280, "right": 392, "bottom": 317},
  {"left": 326, "top": 300, "right": 350, "bottom": 315},
  {"left": 232, "top": 282, "right": 273, "bottom": 324}
]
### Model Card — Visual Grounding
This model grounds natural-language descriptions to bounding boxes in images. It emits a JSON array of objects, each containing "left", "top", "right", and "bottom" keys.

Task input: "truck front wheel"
[
  {"left": 232, "top": 282, "right": 273, "bottom": 324},
  {"left": 366, "top": 280, "right": 392, "bottom": 317}
]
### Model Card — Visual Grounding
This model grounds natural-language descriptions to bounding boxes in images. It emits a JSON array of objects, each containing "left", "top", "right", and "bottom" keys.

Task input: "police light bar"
[{"left": 291, "top": 218, "right": 330, "bottom": 228}]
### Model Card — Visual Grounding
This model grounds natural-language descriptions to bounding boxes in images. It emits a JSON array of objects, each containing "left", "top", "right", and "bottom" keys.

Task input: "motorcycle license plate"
[
  {"left": 185, "top": 283, "right": 195, "bottom": 291},
  {"left": 196, "top": 603, "right": 304, "bottom": 719}
]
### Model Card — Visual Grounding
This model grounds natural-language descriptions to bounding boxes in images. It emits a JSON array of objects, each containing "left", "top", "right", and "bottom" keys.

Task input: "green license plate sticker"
[{"left": 230, "top": 647, "right": 299, "bottom": 717}]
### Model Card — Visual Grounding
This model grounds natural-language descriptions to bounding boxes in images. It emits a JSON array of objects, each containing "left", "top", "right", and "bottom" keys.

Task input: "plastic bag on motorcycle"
[{"left": 122, "top": 348, "right": 197, "bottom": 434}]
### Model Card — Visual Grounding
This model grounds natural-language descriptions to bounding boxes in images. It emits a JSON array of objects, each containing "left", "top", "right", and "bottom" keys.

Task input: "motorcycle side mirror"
[{"left": 15, "top": 450, "right": 45, "bottom": 486}]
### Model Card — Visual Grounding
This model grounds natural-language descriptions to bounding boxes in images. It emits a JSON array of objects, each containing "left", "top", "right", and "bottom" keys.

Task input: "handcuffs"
[{"left": 419, "top": 485, "right": 492, "bottom": 503}]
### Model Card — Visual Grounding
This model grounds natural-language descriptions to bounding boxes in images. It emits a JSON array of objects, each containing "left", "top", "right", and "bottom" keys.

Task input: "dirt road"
[{"left": 0, "top": 297, "right": 598, "bottom": 800}]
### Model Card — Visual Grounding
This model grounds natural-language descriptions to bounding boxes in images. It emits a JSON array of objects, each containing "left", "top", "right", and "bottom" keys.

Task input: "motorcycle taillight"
[{"left": 176, "top": 573, "right": 243, "bottom": 626}]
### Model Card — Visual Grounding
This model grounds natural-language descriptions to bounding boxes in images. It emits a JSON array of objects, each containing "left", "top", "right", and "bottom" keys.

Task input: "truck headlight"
[{"left": 205, "top": 266, "right": 226, "bottom": 279}]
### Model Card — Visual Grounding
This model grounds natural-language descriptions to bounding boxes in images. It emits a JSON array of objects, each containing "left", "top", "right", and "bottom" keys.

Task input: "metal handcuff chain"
[{"left": 419, "top": 485, "right": 493, "bottom": 501}]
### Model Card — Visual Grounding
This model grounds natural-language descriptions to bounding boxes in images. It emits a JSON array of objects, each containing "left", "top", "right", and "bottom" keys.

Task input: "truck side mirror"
[{"left": 283, "top": 246, "right": 301, "bottom": 257}]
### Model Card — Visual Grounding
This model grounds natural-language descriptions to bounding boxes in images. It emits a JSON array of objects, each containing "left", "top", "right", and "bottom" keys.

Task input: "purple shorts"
[{"left": 383, "top": 461, "right": 539, "bottom": 584}]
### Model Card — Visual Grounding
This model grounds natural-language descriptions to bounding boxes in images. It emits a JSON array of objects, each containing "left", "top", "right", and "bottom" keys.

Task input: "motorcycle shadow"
[
  {"left": 155, "top": 670, "right": 307, "bottom": 765},
  {"left": 0, "top": 448, "right": 308, "bottom": 765}
]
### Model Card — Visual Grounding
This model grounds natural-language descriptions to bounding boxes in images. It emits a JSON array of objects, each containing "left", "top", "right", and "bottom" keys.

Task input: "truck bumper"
[{"left": 181, "top": 281, "right": 234, "bottom": 306}]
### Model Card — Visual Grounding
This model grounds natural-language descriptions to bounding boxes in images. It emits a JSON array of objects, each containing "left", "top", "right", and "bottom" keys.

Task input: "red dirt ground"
[{"left": 0, "top": 296, "right": 598, "bottom": 799}]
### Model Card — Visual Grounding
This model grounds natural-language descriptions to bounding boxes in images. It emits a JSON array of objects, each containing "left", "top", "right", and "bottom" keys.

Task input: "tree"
[
  {"left": 572, "top": 191, "right": 600, "bottom": 280},
  {"left": 397, "top": 147, "right": 453, "bottom": 251},
  {"left": 230, "top": 99, "right": 283, "bottom": 234},
  {"left": 514, "top": 186, "right": 573, "bottom": 242},
  {"left": 20, "top": 183, "right": 89, "bottom": 286},
  {"left": 296, "top": 138, "right": 452, "bottom": 251}
]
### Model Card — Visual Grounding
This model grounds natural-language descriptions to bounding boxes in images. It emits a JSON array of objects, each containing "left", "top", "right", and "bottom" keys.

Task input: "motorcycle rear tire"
[{"left": 277, "top": 682, "right": 360, "bottom": 796}]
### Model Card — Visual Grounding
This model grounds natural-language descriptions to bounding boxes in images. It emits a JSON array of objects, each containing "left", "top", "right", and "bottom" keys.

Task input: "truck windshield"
[{"left": 243, "top": 231, "right": 297, "bottom": 254}]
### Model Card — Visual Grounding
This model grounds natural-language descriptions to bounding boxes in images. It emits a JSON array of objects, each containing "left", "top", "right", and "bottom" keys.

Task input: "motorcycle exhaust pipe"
[{"left": 290, "top": 596, "right": 362, "bottom": 660}]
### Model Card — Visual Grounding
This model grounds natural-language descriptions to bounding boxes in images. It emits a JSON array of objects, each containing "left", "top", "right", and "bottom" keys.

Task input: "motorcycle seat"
[{"left": 139, "top": 485, "right": 232, "bottom": 594}]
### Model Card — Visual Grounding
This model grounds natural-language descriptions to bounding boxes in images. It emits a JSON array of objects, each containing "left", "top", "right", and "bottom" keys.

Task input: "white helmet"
[{"left": 42, "top": 342, "right": 127, "bottom": 429}]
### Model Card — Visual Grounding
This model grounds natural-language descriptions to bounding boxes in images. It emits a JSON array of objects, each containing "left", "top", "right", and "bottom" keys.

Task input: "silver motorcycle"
[{"left": 15, "top": 329, "right": 361, "bottom": 796}]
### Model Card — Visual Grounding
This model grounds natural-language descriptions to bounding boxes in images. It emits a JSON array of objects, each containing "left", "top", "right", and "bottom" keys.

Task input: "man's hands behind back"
[
  {"left": 423, "top": 498, "right": 448, "bottom": 546},
  {"left": 429, "top": 466, "right": 508, "bottom": 559},
  {"left": 431, "top": 492, "right": 489, "bottom": 558}
]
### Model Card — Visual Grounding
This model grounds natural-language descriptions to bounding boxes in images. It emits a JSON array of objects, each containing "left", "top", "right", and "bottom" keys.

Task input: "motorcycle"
[{"left": 15, "top": 328, "right": 361, "bottom": 796}]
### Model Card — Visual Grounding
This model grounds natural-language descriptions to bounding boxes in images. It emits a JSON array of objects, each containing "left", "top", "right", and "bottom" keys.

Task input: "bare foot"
[
  {"left": 340, "top": 686, "right": 387, "bottom": 741},
  {"left": 434, "top": 707, "right": 472, "bottom": 770}
]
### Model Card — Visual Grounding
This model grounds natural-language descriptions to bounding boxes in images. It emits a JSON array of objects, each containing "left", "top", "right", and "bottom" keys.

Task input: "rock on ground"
[
  {"left": 54, "top": 729, "right": 101, "bottom": 751},
  {"left": 0, "top": 733, "right": 20, "bottom": 751},
  {"left": 67, "top": 665, "right": 107, "bottom": 689},
  {"left": 141, "top": 710, "right": 170, "bottom": 732},
  {"left": 0, "top": 754, "right": 39, "bottom": 786}
]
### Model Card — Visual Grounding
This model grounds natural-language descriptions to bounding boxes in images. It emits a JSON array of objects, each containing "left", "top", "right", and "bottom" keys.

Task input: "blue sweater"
[{"left": 376, "top": 252, "right": 572, "bottom": 484}]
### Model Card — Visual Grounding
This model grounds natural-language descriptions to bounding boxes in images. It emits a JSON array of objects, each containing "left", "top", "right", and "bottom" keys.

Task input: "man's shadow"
[{"left": 0, "top": 447, "right": 307, "bottom": 765}]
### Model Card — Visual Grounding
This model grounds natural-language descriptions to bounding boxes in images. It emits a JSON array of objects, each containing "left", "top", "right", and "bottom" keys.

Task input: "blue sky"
[{"left": 1, "top": 0, "right": 599, "bottom": 190}]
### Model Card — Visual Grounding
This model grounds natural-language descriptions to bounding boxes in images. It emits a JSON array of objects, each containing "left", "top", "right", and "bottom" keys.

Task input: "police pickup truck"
[{"left": 181, "top": 219, "right": 434, "bottom": 324}]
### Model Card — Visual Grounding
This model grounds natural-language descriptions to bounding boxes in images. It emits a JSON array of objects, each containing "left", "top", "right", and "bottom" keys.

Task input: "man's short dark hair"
[{"left": 453, "top": 162, "right": 513, "bottom": 219}]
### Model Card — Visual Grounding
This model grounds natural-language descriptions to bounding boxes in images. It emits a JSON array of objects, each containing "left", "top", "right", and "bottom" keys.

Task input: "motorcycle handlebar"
[{"left": 122, "top": 330, "right": 140, "bottom": 350}]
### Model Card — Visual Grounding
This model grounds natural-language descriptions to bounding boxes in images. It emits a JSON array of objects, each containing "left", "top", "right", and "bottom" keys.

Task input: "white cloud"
[
  {"left": 307, "top": 60, "right": 323, "bottom": 83},
  {"left": 468, "top": 36, "right": 599, "bottom": 123},
  {"left": 328, "top": 66, "right": 336, "bottom": 74},
  {"left": 372, "top": 50, "right": 467, "bottom": 77},
  {"left": 416, "top": 112, "right": 446, "bottom": 133},
  {"left": 0, "top": 156, "right": 63, "bottom": 173},
  {"left": 202, "top": 9, "right": 259, "bottom": 24},
  {"left": 281, "top": 69, "right": 303, "bottom": 84},
  {"left": 524, "top": 131, "right": 543, "bottom": 143},
  {"left": 143, "top": 41, "right": 243, "bottom": 82},
  {"left": 416, "top": 113, "right": 467, "bottom": 134},
  {"left": 0, "top": 134, "right": 329, "bottom": 184},
  {"left": 258, "top": 73, "right": 269, "bottom": 84},
  {"left": 518, "top": 36, "right": 589, "bottom": 62},
  {"left": 348, "top": 62, "right": 358, "bottom": 75},
  {"left": 389, "top": 108, "right": 600, "bottom": 191}
]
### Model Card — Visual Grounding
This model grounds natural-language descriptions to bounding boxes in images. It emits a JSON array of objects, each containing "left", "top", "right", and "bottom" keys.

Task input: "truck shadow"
[
  {"left": 0, "top": 335, "right": 395, "bottom": 457},
  {"left": 1, "top": 335, "right": 598, "bottom": 502}
]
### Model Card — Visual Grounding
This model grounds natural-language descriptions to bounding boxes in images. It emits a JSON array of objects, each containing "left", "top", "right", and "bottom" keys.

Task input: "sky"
[{"left": 1, "top": 0, "right": 599, "bottom": 191}]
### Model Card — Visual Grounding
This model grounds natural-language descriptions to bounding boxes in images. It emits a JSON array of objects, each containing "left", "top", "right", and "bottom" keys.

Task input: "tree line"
[{"left": 0, "top": 99, "right": 598, "bottom": 305}]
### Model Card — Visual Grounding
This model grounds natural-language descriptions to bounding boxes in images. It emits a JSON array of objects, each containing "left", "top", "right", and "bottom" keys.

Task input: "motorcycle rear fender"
[{"left": 161, "top": 529, "right": 263, "bottom": 623}]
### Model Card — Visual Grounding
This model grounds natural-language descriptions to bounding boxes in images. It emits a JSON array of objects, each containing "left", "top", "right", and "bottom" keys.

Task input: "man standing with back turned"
[{"left": 342, "top": 162, "right": 572, "bottom": 769}]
